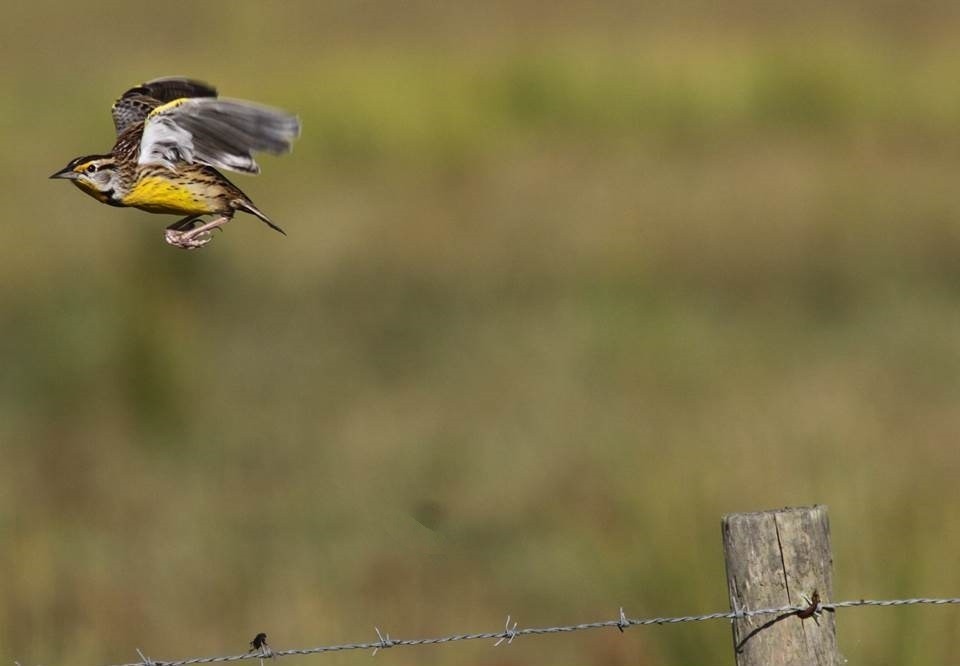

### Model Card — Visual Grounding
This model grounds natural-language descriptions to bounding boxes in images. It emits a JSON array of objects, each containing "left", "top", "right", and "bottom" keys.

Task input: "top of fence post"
[{"left": 722, "top": 505, "right": 842, "bottom": 665}]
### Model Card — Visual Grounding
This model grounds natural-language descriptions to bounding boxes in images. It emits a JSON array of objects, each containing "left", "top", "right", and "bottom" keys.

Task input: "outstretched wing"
[
  {"left": 112, "top": 77, "right": 218, "bottom": 135},
  {"left": 138, "top": 97, "right": 301, "bottom": 175}
]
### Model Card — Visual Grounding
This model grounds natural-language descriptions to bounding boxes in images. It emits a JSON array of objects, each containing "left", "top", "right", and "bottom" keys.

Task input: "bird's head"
[{"left": 50, "top": 155, "right": 122, "bottom": 205}]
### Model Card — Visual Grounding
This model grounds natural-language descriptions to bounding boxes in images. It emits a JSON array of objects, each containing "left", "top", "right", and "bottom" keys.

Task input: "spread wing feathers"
[
  {"left": 112, "top": 77, "right": 218, "bottom": 135},
  {"left": 138, "top": 98, "right": 301, "bottom": 174}
]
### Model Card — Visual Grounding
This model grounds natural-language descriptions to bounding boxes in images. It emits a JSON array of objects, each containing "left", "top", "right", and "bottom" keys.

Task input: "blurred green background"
[{"left": 3, "top": 1, "right": 960, "bottom": 664}]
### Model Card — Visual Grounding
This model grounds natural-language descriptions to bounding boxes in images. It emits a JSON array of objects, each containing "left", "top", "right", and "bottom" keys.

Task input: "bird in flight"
[{"left": 51, "top": 77, "right": 300, "bottom": 249}]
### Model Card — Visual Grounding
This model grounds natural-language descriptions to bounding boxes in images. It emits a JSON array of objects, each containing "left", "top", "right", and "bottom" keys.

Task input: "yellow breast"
[{"left": 121, "top": 176, "right": 218, "bottom": 215}]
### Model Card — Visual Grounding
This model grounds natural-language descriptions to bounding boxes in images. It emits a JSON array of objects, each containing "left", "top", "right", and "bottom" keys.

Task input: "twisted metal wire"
[{"left": 110, "top": 597, "right": 960, "bottom": 666}]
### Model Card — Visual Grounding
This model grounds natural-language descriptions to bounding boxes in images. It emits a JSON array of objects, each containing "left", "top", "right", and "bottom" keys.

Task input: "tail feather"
[{"left": 233, "top": 199, "right": 286, "bottom": 235}]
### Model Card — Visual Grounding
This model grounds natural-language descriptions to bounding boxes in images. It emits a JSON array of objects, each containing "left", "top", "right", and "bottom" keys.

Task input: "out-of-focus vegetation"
[{"left": 3, "top": 2, "right": 960, "bottom": 664}]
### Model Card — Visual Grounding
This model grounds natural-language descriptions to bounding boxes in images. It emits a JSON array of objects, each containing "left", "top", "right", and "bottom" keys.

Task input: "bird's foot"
[
  {"left": 163, "top": 215, "right": 229, "bottom": 250},
  {"left": 165, "top": 227, "right": 213, "bottom": 250}
]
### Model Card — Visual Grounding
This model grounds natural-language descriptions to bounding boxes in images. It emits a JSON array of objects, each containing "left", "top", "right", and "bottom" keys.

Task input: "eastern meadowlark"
[{"left": 51, "top": 77, "right": 300, "bottom": 249}]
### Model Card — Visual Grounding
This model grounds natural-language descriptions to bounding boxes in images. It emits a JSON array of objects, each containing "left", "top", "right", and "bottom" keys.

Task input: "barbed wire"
[{"left": 111, "top": 597, "right": 960, "bottom": 666}]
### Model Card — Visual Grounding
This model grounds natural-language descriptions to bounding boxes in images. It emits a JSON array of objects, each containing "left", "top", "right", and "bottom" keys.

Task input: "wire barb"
[
  {"left": 730, "top": 597, "right": 745, "bottom": 625},
  {"left": 371, "top": 627, "right": 393, "bottom": 657},
  {"left": 617, "top": 607, "right": 628, "bottom": 633},
  {"left": 136, "top": 648, "right": 154, "bottom": 666},
  {"left": 493, "top": 615, "right": 518, "bottom": 647},
  {"left": 797, "top": 590, "right": 826, "bottom": 625}
]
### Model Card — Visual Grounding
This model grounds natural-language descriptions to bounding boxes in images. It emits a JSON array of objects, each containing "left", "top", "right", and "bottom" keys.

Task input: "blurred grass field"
[{"left": 3, "top": 2, "right": 960, "bottom": 664}]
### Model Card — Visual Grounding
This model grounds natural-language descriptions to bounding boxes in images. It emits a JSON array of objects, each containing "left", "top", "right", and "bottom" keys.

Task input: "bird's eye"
[{"left": 85, "top": 164, "right": 96, "bottom": 174}]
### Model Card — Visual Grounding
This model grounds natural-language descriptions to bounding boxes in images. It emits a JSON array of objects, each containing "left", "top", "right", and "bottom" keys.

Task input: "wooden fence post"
[{"left": 722, "top": 505, "right": 842, "bottom": 665}]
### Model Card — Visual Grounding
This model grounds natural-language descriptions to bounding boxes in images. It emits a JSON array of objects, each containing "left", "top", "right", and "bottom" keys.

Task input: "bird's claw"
[{"left": 165, "top": 228, "right": 212, "bottom": 250}]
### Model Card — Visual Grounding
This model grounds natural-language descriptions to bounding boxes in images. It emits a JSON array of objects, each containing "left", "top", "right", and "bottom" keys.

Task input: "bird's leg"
[
  {"left": 164, "top": 214, "right": 230, "bottom": 250},
  {"left": 167, "top": 215, "right": 203, "bottom": 232},
  {"left": 183, "top": 213, "right": 233, "bottom": 240}
]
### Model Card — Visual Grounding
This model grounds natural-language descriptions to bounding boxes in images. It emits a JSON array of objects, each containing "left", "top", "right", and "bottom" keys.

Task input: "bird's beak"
[{"left": 49, "top": 166, "right": 78, "bottom": 180}]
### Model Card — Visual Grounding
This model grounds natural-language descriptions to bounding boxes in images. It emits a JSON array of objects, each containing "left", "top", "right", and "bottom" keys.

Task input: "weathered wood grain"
[{"left": 722, "top": 505, "right": 842, "bottom": 665}]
